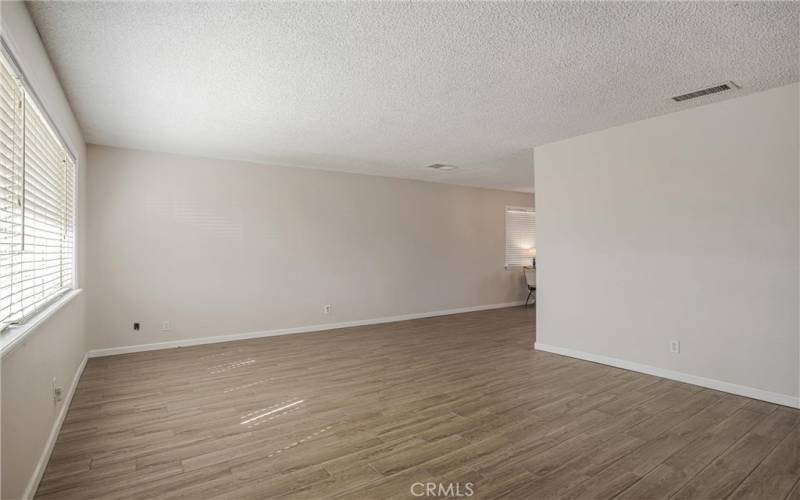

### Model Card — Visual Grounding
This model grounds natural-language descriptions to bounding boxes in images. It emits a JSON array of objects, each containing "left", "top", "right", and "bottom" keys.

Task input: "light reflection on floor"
[
  {"left": 208, "top": 359, "right": 256, "bottom": 374},
  {"left": 240, "top": 399, "right": 305, "bottom": 425},
  {"left": 223, "top": 378, "right": 274, "bottom": 393}
]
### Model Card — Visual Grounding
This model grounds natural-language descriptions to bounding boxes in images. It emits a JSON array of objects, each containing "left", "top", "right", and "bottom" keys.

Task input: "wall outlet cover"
[{"left": 52, "top": 377, "right": 63, "bottom": 402}]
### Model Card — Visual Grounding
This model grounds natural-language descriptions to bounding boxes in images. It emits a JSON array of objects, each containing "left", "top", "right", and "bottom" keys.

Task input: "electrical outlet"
[
  {"left": 161, "top": 321, "right": 170, "bottom": 331},
  {"left": 52, "top": 377, "right": 63, "bottom": 403},
  {"left": 323, "top": 304, "right": 332, "bottom": 314},
  {"left": 133, "top": 322, "right": 140, "bottom": 331},
  {"left": 670, "top": 340, "right": 680, "bottom": 354}
]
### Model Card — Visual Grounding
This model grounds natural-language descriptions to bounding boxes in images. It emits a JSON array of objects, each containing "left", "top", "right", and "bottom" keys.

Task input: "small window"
[
  {"left": 505, "top": 206, "right": 535, "bottom": 268},
  {"left": 0, "top": 50, "right": 76, "bottom": 331}
]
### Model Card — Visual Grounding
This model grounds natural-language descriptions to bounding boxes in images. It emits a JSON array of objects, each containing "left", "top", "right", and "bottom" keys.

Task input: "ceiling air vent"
[
  {"left": 671, "top": 81, "right": 739, "bottom": 102},
  {"left": 426, "top": 163, "right": 458, "bottom": 171}
]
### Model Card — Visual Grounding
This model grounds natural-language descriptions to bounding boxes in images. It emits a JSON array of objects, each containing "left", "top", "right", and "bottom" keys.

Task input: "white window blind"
[
  {"left": 505, "top": 206, "right": 535, "bottom": 268},
  {"left": 0, "top": 51, "right": 75, "bottom": 331}
]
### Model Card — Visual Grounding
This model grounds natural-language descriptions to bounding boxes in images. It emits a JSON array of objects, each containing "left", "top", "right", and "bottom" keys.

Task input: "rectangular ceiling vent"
[{"left": 671, "top": 81, "right": 739, "bottom": 102}]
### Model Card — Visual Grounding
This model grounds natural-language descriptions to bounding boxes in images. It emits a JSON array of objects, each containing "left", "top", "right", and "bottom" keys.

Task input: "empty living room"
[{"left": 1, "top": 1, "right": 798, "bottom": 499}]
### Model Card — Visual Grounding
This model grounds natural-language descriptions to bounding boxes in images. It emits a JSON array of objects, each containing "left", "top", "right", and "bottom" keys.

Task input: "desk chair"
[{"left": 524, "top": 267, "right": 536, "bottom": 306}]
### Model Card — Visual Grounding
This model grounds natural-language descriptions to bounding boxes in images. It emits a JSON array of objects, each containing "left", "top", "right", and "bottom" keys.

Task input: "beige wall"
[
  {"left": 1, "top": 2, "right": 88, "bottom": 499},
  {"left": 535, "top": 83, "right": 799, "bottom": 403},
  {"left": 1, "top": 296, "right": 86, "bottom": 499},
  {"left": 87, "top": 145, "right": 533, "bottom": 350}
]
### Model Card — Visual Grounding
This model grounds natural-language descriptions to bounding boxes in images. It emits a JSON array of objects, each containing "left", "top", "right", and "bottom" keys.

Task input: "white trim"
[
  {"left": 23, "top": 352, "right": 88, "bottom": 500},
  {"left": 0, "top": 289, "right": 83, "bottom": 358},
  {"left": 88, "top": 301, "right": 526, "bottom": 358},
  {"left": 534, "top": 342, "right": 800, "bottom": 409}
]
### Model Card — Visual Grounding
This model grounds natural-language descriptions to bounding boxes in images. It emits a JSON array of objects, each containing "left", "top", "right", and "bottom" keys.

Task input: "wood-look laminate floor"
[{"left": 37, "top": 306, "right": 800, "bottom": 499}]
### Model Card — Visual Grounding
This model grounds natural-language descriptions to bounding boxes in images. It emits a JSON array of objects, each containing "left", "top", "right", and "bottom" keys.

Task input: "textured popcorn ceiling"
[{"left": 27, "top": 1, "right": 799, "bottom": 193}]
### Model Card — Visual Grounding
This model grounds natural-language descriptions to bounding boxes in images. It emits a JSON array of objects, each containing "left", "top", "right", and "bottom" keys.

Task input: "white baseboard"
[
  {"left": 88, "top": 301, "right": 527, "bottom": 358},
  {"left": 534, "top": 342, "right": 800, "bottom": 409},
  {"left": 23, "top": 353, "right": 88, "bottom": 500}
]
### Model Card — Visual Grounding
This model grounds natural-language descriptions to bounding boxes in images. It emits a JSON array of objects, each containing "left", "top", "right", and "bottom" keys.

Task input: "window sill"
[{"left": 0, "top": 289, "right": 83, "bottom": 358}]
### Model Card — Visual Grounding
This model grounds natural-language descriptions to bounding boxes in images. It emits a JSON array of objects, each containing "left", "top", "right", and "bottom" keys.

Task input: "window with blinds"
[
  {"left": 0, "top": 50, "right": 75, "bottom": 331},
  {"left": 505, "top": 206, "right": 535, "bottom": 268}
]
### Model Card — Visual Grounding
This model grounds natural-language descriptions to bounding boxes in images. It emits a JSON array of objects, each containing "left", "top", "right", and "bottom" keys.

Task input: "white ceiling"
[{"left": 27, "top": 1, "right": 799, "bottom": 193}]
